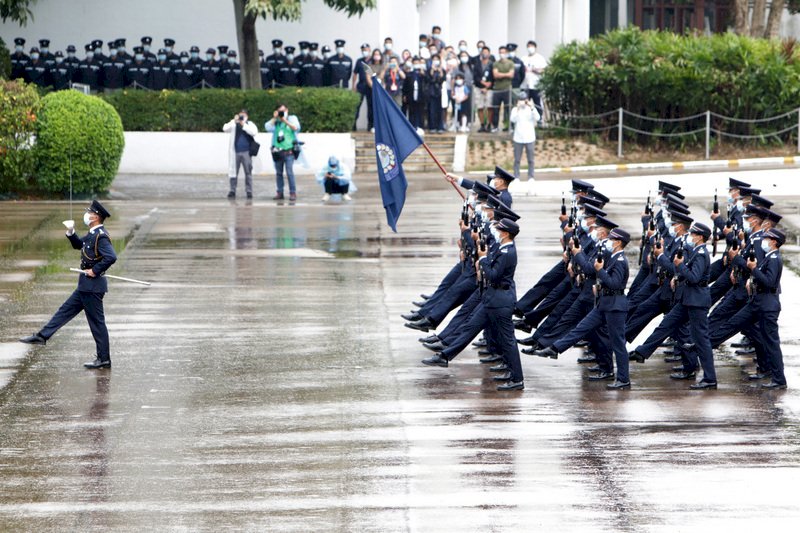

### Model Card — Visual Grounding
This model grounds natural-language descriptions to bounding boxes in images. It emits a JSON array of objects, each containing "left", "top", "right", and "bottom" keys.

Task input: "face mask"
[
  {"left": 460, "top": 56, "right": 468, "bottom": 64},
  {"left": 581, "top": 219, "right": 590, "bottom": 232},
  {"left": 362, "top": 50, "right": 370, "bottom": 58},
  {"left": 110, "top": 50, "right": 117, "bottom": 57},
  {"left": 727, "top": 196, "right": 734, "bottom": 205},
  {"left": 323, "top": 53, "right": 330, "bottom": 60},
  {"left": 68, "top": 52, "right": 76, "bottom": 58},
  {"left": 206, "top": 54, "right": 214, "bottom": 61},
  {"left": 499, "top": 53, "right": 508, "bottom": 60},
  {"left": 736, "top": 200, "right": 744, "bottom": 210},
  {"left": 668, "top": 226, "right": 677, "bottom": 237},
  {"left": 135, "top": 54, "right": 144, "bottom": 61},
  {"left": 310, "top": 51, "right": 317, "bottom": 58},
  {"left": 336, "top": 47, "right": 344, "bottom": 54},
  {"left": 528, "top": 47, "right": 536, "bottom": 55},
  {"left": 685, "top": 239, "right": 696, "bottom": 250},
  {"left": 165, "top": 46, "right": 173, "bottom": 53},
  {"left": 761, "top": 240, "right": 772, "bottom": 253},
  {"left": 83, "top": 212, "right": 93, "bottom": 226},
  {"left": 15, "top": 45, "right": 23, "bottom": 52},
  {"left": 181, "top": 57, "right": 189, "bottom": 64},
  {"left": 589, "top": 230, "right": 600, "bottom": 243},
  {"left": 508, "top": 51, "right": 515, "bottom": 58},
  {"left": 455, "top": 79, "right": 463, "bottom": 86},
  {"left": 481, "top": 53, "right": 489, "bottom": 59},
  {"left": 743, "top": 219, "right": 751, "bottom": 234},
  {"left": 432, "top": 60, "right": 440, "bottom": 67},
  {"left": 459, "top": 45, "right": 467, "bottom": 52},
  {"left": 287, "top": 54, "right": 294, "bottom": 61},
  {"left": 419, "top": 42, "right": 427, "bottom": 49},
  {"left": 191, "top": 52, "right": 199, "bottom": 59},
  {"left": 41, "top": 47, "right": 49, "bottom": 54},
  {"left": 143, "top": 45, "right": 151, "bottom": 52},
  {"left": 415, "top": 63, "right": 425, "bottom": 70},
  {"left": 663, "top": 214, "right": 672, "bottom": 225},
  {"left": 55, "top": 57, "right": 63, "bottom": 64},
  {"left": 228, "top": 57, "right": 236, "bottom": 64},
  {"left": 384, "top": 43, "right": 393, "bottom": 51},
  {"left": 86, "top": 52, "right": 94, "bottom": 60},
  {"left": 158, "top": 54, "right": 167, "bottom": 61},
  {"left": 30, "top": 53, "right": 39, "bottom": 60},
  {"left": 602, "top": 240, "right": 614, "bottom": 253},
  {"left": 390, "top": 63, "right": 397, "bottom": 69},
  {"left": 490, "top": 227, "right": 500, "bottom": 241}
]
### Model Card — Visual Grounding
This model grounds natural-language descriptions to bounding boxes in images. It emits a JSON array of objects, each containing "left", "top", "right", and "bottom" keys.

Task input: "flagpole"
[{"left": 420, "top": 142, "right": 465, "bottom": 201}]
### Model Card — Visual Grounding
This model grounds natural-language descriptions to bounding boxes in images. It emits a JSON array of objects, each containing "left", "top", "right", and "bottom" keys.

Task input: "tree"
[
  {"left": 0, "top": 0, "right": 37, "bottom": 25},
  {"left": 235, "top": 0, "right": 375, "bottom": 90},
  {"left": 733, "top": 0, "right": 788, "bottom": 38}
]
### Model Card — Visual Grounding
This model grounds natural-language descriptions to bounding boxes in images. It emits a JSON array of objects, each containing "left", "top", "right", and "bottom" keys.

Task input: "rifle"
[
  {"left": 711, "top": 188, "right": 720, "bottom": 257},
  {"left": 561, "top": 193, "right": 567, "bottom": 216},
  {"left": 594, "top": 255, "right": 603, "bottom": 306},
  {"left": 639, "top": 190, "right": 651, "bottom": 266}
]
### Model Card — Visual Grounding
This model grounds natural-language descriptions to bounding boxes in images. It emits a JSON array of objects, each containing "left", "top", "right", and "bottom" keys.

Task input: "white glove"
[{"left": 62, "top": 220, "right": 75, "bottom": 235}]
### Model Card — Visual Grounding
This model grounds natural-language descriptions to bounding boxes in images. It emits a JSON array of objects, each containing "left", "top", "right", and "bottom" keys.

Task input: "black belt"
[
  {"left": 676, "top": 281, "right": 708, "bottom": 287},
  {"left": 489, "top": 283, "right": 511, "bottom": 290},
  {"left": 601, "top": 289, "right": 624, "bottom": 296},
  {"left": 754, "top": 287, "right": 778, "bottom": 294}
]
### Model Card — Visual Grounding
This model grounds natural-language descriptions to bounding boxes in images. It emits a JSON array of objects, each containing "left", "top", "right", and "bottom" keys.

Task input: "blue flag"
[{"left": 372, "top": 75, "right": 423, "bottom": 232}]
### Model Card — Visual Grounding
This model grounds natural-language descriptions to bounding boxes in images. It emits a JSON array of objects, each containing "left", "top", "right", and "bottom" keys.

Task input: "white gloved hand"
[{"left": 62, "top": 219, "right": 75, "bottom": 235}]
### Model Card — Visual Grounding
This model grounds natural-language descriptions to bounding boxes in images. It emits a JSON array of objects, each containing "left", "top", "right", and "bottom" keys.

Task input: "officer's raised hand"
[
  {"left": 62, "top": 219, "right": 75, "bottom": 236},
  {"left": 571, "top": 241, "right": 581, "bottom": 256},
  {"left": 477, "top": 243, "right": 487, "bottom": 259},
  {"left": 654, "top": 239, "right": 663, "bottom": 256},
  {"left": 746, "top": 256, "right": 757, "bottom": 270},
  {"left": 593, "top": 257, "right": 603, "bottom": 272},
  {"left": 673, "top": 253, "right": 684, "bottom": 267}
]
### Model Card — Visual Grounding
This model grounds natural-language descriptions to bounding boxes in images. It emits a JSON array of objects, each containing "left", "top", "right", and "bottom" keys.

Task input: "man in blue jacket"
[{"left": 20, "top": 201, "right": 117, "bottom": 369}]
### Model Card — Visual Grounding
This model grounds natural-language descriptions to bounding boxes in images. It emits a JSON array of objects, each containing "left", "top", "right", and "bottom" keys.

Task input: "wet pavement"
[{"left": 1, "top": 172, "right": 800, "bottom": 531}]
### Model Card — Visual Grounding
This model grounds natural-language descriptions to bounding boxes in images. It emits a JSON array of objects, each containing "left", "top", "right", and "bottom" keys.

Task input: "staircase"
[{"left": 353, "top": 132, "right": 456, "bottom": 173}]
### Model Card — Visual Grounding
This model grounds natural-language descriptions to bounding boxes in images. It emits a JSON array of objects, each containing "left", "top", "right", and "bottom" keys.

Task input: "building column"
[
  {"left": 508, "top": 0, "right": 537, "bottom": 47},
  {"left": 478, "top": 0, "right": 509, "bottom": 51},
  {"left": 449, "top": 0, "right": 481, "bottom": 49},
  {"left": 536, "top": 0, "right": 564, "bottom": 59},
  {"left": 378, "top": 0, "right": 419, "bottom": 51}
]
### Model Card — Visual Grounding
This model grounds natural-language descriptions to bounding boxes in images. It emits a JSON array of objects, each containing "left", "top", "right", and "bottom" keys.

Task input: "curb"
[{"left": 469, "top": 155, "right": 800, "bottom": 175}]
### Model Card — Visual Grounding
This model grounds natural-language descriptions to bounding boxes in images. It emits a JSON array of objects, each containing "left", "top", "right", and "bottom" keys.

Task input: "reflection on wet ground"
[{"left": 0, "top": 174, "right": 799, "bottom": 531}]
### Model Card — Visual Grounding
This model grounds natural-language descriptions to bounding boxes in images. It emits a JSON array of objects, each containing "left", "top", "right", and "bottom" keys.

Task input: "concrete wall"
[{"left": 118, "top": 132, "right": 355, "bottom": 176}]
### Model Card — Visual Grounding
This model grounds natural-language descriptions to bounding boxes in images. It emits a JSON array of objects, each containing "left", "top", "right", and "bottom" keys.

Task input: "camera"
[
  {"left": 277, "top": 132, "right": 285, "bottom": 143},
  {"left": 238, "top": 114, "right": 245, "bottom": 121},
  {"left": 278, "top": 110, "right": 285, "bottom": 118}
]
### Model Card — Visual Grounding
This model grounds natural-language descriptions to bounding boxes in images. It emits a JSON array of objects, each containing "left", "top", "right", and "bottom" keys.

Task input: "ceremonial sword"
[{"left": 69, "top": 268, "right": 151, "bottom": 286}]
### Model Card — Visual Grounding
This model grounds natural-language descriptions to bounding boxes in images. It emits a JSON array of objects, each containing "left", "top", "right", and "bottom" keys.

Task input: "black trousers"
[
  {"left": 324, "top": 179, "right": 349, "bottom": 194},
  {"left": 354, "top": 90, "right": 373, "bottom": 130},
  {"left": 40, "top": 290, "right": 110, "bottom": 360}
]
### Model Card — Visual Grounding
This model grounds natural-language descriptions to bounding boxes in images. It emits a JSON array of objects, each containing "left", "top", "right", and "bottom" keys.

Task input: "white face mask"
[
  {"left": 743, "top": 219, "right": 752, "bottom": 234},
  {"left": 528, "top": 47, "right": 536, "bottom": 55},
  {"left": 736, "top": 200, "right": 744, "bottom": 210},
  {"left": 668, "top": 226, "right": 677, "bottom": 237},
  {"left": 336, "top": 47, "right": 344, "bottom": 54},
  {"left": 602, "top": 240, "right": 614, "bottom": 253},
  {"left": 589, "top": 230, "right": 600, "bottom": 243},
  {"left": 362, "top": 50, "right": 369, "bottom": 58},
  {"left": 455, "top": 79, "right": 463, "bottom": 86},
  {"left": 508, "top": 51, "right": 515, "bottom": 58},
  {"left": 761, "top": 240, "right": 772, "bottom": 253},
  {"left": 490, "top": 227, "right": 500, "bottom": 241},
  {"left": 459, "top": 45, "right": 467, "bottom": 52},
  {"left": 432, "top": 60, "right": 440, "bottom": 67},
  {"left": 663, "top": 213, "right": 672, "bottom": 225},
  {"left": 287, "top": 54, "right": 294, "bottom": 61},
  {"left": 83, "top": 212, "right": 93, "bottom": 226},
  {"left": 685, "top": 238, "right": 696, "bottom": 250},
  {"left": 499, "top": 53, "right": 508, "bottom": 60},
  {"left": 384, "top": 43, "right": 393, "bottom": 51}
]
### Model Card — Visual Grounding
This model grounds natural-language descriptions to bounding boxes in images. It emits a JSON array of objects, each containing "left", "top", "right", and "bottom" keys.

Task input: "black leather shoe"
[
  {"left": 761, "top": 381, "right": 787, "bottom": 390},
  {"left": 660, "top": 339, "right": 676, "bottom": 348},
  {"left": 672, "top": 365, "right": 686, "bottom": 372},
  {"left": 747, "top": 372, "right": 769, "bottom": 381},
  {"left": 586, "top": 365, "right": 602, "bottom": 372},
  {"left": 489, "top": 364, "right": 509, "bottom": 373},
  {"left": 246, "top": 193, "right": 253, "bottom": 199},
  {"left": 670, "top": 371, "right": 697, "bottom": 380},
  {"left": 517, "top": 336, "right": 539, "bottom": 347},
  {"left": 479, "top": 354, "right": 503, "bottom": 364},
  {"left": 607, "top": 380, "right": 631, "bottom": 390},
  {"left": 492, "top": 372, "right": 512, "bottom": 382},
  {"left": 664, "top": 354, "right": 683, "bottom": 363},
  {"left": 531, "top": 346, "right": 559, "bottom": 359},
  {"left": 735, "top": 347, "right": 756, "bottom": 355},
  {"left": 420, "top": 293, "right": 432, "bottom": 300},
  {"left": 575, "top": 340, "right": 589, "bottom": 348},
  {"left": 412, "top": 300, "right": 426, "bottom": 308},
  {"left": 472, "top": 338, "right": 487, "bottom": 348},
  {"left": 419, "top": 334, "right": 440, "bottom": 344},
  {"left": 629, "top": 350, "right": 646, "bottom": 364},
  {"left": 662, "top": 349, "right": 675, "bottom": 356},
  {"left": 227, "top": 191, "right": 235, "bottom": 199},
  {"left": 477, "top": 349, "right": 495, "bottom": 356},
  {"left": 401, "top": 311, "right": 422, "bottom": 321},
  {"left": 513, "top": 319, "right": 532, "bottom": 333},
  {"left": 404, "top": 317, "right": 433, "bottom": 332},
  {"left": 19, "top": 333, "right": 46, "bottom": 345},
  {"left": 689, "top": 380, "right": 718, "bottom": 390},
  {"left": 731, "top": 338, "right": 751, "bottom": 348},
  {"left": 84, "top": 358, "right": 111, "bottom": 369},
  {"left": 587, "top": 371, "right": 614, "bottom": 381},
  {"left": 576, "top": 355, "right": 597, "bottom": 364},
  {"left": 421, "top": 353, "right": 449, "bottom": 367},
  {"left": 423, "top": 341, "right": 446, "bottom": 352},
  {"left": 513, "top": 308, "right": 524, "bottom": 318},
  {"left": 497, "top": 380, "right": 524, "bottom": 391}
]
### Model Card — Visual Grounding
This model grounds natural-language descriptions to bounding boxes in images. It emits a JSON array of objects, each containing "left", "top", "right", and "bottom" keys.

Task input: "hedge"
[
  {"left": 0, "top": 37, "right": 10, "bottom": 80},
  {"left": 102, "top": 87, "right": 361, "bottom": 132},
  {"left": 540, "top": 28, "right": 800, "bottom": 144},
  {"left": 0, "top": 80, "right": 39, "bottom": 194},
  {"left": 34, "top": 91, "right": 125, "bottom": 194}
]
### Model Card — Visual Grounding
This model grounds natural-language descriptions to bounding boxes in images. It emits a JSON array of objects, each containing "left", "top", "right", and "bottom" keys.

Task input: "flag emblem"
[{"left": 376, "top": 143, "right": 398, "bottom": 180}]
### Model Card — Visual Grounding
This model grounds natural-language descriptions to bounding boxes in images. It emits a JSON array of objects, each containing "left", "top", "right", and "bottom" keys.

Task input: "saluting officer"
[
  {"left": 265, "top": 39, "right": 287, "bottom": 88},
  {"left": 200, "top": 47, "right": 222, "bottom": 88},
  {"left": 19, "top": 201, "right": 117, "bottom": 370},
  {"left": 277, "top": 46, "right": 301, "bottom": 87},
  {"left": 300, "top": 42, "right": 325, "bottom": 87},
  {"left": 10, "top": 37, "right": 29, "bottom": 80},
  {"left": 150, "top": 48, "right": 173, "bottom": 90}
]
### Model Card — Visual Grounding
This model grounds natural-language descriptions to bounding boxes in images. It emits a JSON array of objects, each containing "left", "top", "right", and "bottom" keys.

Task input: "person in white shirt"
[
  {"left": 509, "top": 94, "right": 540, "bottom": 182},
  {"left": 522, "top": 40, "right": 547, "bottom": 122}
]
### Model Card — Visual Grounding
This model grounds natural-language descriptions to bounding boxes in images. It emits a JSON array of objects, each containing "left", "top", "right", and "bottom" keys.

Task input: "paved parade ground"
[{"left": 1, "top": 170, "right": 800, "bottom": 531}]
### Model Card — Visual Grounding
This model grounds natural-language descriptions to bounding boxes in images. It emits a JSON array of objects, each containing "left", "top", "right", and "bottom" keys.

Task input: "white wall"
[
  {"left": 478, "top": 0, "right": 509, "bottom": 51},
  {"left": 449, "top": 0, "right": 480, "bottom": 49},
  {"left": 118, "top": 132, "right": 355, "bottom": 176},
  {"left": 536, "top": 0, "right": 564, "bottom": 58},
  {"left": 508, "top": 0, "right": 537, "bottom": 49}
]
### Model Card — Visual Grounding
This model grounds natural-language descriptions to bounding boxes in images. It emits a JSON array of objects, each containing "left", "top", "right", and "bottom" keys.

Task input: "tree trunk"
[
  {"left": 233, "top": 0, "right": 262, "bottom": 90},
  {"left": 734, "top": 0, "right": 750, "bottom": 35},
  {"left": 765, "top": 0, "right": 786, "bottom": 38},
  {"left": 751, "top": 0, "right": 768, "bottom": 36}
]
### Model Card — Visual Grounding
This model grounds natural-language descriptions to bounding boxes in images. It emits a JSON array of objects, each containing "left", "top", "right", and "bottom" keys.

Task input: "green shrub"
[
  {"left": 102, "top": 87, "right": 360, "bottom": 132},
  {"left": 34, "top": 91, "right": 125, "bottom": 194},
  {"left": 540, "top": 28, "right": 800, "bottom": 144},
  {"left": 0, "top": 37, "right": 10, "bottom": 80},
  {"left": 0, "top": 80, "right": 39, "bottom": 195}
]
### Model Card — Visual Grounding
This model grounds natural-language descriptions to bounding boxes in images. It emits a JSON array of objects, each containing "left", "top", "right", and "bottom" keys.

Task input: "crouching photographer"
[
  {"left": 316, "top": 156, "right": 356, "bottom": 202},
  {"left": 265, "top": 103, "right": 301, "bottom": 201}
]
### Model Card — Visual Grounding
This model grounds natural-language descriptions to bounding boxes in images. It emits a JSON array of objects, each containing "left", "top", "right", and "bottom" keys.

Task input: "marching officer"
[
  {"left": 277, "top": 46, "right": 301, "bottom": 87},
  {"left": 19, "top": 200, "right": 117, "bottom": 370},
  {"left": 265, "top": 39, "right": 287, "bottom": 88},
  {"left": 300, "top": 42, "right": 325, "bottom": 87},
  {"left": 10, "top": 37, "right": 29, "bottom": 80},
  {"left": 325, "top": 39, "right": 353, "bottom": 88}
]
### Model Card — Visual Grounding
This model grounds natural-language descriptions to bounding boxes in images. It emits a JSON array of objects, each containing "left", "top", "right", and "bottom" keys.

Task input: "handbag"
[
  {"left": 248, "top": 133, "right": 260, "bottom": 157},
  {"left": 270, "top": 145, "right": 283, "bottom": 162},
  {"left": 292, "top": 140, "right": 303, "bottom": 159}
]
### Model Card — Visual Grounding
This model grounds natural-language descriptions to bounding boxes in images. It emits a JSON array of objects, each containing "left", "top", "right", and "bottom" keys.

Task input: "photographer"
[
  {"left": 509, "top": 93, "right": 540, "bottom": 183},
  {"left": 316, "top": 156, "right": 355, "bottom": 202},
  {"left": 222, "top": 109, "right": 259, "bottom": 199},
  {"left": 265, "top": 103, "right": 301, "bottom": 201}
]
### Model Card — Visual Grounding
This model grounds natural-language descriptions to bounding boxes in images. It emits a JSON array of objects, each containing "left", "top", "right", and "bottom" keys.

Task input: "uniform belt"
[
  {"left": 601, "top": 289, "right": 624, "bottom": 296},
  {"left": 754, "top": 287, "right": 778, "bottom": 294},
  {"left": 489, "top": 283, "right": 511, "bottom": 290}
]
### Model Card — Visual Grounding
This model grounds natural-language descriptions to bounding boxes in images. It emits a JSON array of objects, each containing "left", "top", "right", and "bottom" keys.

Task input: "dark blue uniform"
[
  {"left": 325, "top": 53, "right": 352, "bottom": 88},
  {"left": 300, "top": 58, "right": 325, "bottom": 87},
  {"left": 123, "top": 61, "right": 152, "bottom": 88},
  {"left": 150, "top": 62, "right": 173, "bottom": 90},
  {"left": 39, "top": 226, "right": 117, "bottom": 362}
]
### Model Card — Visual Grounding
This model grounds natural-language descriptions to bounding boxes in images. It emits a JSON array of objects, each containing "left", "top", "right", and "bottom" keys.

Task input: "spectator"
[
  {"left": 430, "top": 25, "right": 445, "bottom": 50},
  {"left": 522, "top": 40, "right": 547, "bottom": 120},
  {"left": 381, "top": 56, "right": 405, "bottom": 108},
  {"left": 400, "top": 49, "right": 413, "bottom": 72},
  {"left": 382, "top": 37, "right": 399, "bottom": 66},
  {"left": 404, "top": 56, "right": 428, "bottom": 130},
  {"left": 317, "top": 156, "right": 355, "bottom": 202},
  {"left": 418, "top": 34, "right": 431, "bottom": 60},
  {"left": 223, "top": 109, "right": 259, "bottom": 199},
  {"left": 451, "top": 72, "right": 471, "bottom": 132},
  {"left": 428, "top": 54, "right": 447, "bottom": 132},
  {"left": 265, "top": 103, "right": 301, "bottom": 201},
  {"left": 474, "top": 46, "right": 494, "bottom": 132},
  {"left": 491, "top": 45, "right": 514, "bottom": 133},
  {"left": 510, "top": 93, "right": 540, "bottom": 182}
]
